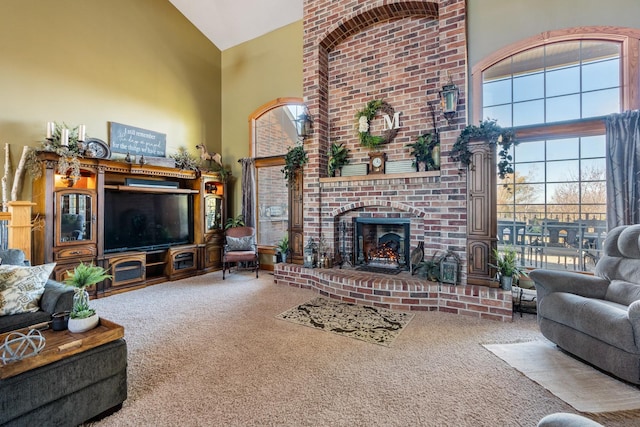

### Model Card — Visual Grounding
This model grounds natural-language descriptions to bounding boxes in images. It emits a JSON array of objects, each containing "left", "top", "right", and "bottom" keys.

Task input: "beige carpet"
[
  {"left": 276, "top": 297, "right": 414, "bottom": 346},
  {"left": 484, "top": 340, "right": 640, "bottom": 413},
  {"left": 84, "top": 272, "right": 640, "bottom": 426}
]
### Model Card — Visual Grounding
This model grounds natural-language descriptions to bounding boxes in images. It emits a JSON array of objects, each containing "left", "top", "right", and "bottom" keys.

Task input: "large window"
[
  {"left": 484, "top": 41, "right": 620, "bottom": 126},
  {"left": 250, "top": 98, "right": 306, "bottom": 247},
  {"left": 480, "top": 37, "right": 625, "bottom": 272}
]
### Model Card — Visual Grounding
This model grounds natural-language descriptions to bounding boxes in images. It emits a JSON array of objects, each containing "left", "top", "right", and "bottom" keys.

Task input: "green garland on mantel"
[
  {"left": 449, "top": 119, "right": 518, "bottom": 179},
  {"left": 355, "top": 99, "right": 399, "bottom": 149}
]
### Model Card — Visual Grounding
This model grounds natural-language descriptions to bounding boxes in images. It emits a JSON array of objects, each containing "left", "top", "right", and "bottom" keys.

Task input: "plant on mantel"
[
  {"left": 327, "top": 142, "right": 350, "bottom": 177},
  {"left": 406, "top": 132, "right": 440, "bottom": 171},
  {"left": 281, "top": 143, "right": 308, "bottom": 183},
  {"left": 449, "top": 119, "right": 518, "bottom": 179}
]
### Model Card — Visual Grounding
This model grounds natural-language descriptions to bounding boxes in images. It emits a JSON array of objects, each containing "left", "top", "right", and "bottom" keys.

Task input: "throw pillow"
[
  {"left": 0, "top": 249, "right": 26, "bottom": 266},
  {"left": 227, "top": 236, "right": 254, "bottom": 251},
  {"left": 0, "top": 263, "right": 56, "bottom": 316}
]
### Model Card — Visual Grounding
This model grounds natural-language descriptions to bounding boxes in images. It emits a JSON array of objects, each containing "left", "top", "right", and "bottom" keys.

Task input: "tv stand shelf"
[
  {"left": 104, "top": 185, "right": 199, "bottom": 194},
  {"left": 32, "top": 151, "right": 228, "bottom": 297}
]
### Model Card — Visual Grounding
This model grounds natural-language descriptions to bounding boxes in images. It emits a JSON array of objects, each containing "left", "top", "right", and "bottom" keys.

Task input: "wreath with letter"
[{"left": 355, "top": 99, "right": 399, "bottom": 149}]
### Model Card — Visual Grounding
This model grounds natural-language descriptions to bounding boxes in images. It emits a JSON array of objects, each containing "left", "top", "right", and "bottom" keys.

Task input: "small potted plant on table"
[{"left": 64, "top": 262, "right": 112, "bottom": 333}]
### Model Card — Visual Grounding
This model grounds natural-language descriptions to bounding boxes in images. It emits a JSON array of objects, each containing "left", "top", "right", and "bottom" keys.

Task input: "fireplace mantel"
[{"left": 319, "top": 170, "right": 440, "bottom": 184}]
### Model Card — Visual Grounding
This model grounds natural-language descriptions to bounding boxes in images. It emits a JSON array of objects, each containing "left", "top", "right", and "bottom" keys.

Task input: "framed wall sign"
[{"left": 109, "top": 122, "right": 167, "bottom": 157}]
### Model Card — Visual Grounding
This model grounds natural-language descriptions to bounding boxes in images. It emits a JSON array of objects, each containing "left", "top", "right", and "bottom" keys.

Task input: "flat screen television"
[{"left": 104, "top": 190, "right": 194, "bottom": 253}]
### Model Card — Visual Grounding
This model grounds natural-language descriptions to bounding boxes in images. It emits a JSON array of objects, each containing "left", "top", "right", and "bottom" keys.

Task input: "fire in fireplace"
[{"left": 353, "top": 218, "right": 410, "bottom": 270}]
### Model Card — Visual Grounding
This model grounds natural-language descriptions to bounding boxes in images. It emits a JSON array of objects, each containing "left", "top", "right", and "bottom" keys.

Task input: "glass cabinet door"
[
  {"left": 205, "top": 195, "right": 223, "bottom": 232},
  {"left": 57, "top": 191, "right": 94, "bottom": 244}
]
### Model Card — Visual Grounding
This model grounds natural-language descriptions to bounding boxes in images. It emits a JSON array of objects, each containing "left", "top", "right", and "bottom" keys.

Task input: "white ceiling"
[{"left": 168, "top": 0, "right": 303, "bottom": 51}]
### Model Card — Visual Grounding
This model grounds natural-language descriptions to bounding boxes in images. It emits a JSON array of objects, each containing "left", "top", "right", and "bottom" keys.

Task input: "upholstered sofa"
[
  {"left": 0, "top": 249, "right": 73, "bottom": 334},
  {"left": 529, "top": 224, "right": 640, "bottom": 384}
]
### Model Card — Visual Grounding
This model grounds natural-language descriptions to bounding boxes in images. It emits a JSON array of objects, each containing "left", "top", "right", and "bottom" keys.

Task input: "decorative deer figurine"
[{"left": 195, "top": 144, "right": 223, "bottom": 169}]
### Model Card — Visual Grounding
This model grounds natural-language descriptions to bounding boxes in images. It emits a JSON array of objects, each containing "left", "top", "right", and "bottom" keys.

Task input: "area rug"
[
  {"left": 484, "top": 340, "right": 640, "bottom": 413},
  {"left": 276, "top": 297, "right": 414, "bottom": 347}
]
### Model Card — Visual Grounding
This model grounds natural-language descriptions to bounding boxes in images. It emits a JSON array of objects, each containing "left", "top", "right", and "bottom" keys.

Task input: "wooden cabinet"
[
  {"left": 288, "top": 169, "right": 304, "bottom": 264},
  {"left": 31, "top": 152, "right": 227, "bottom": 296},
  {"left": 105, "top": 252, "right": 146, "bottom": 289},
  {"left": 32, "top": 159, "right": 99, "bottom": 292},
  {"left": 466, "top": 140, "right": 498, "bottom": 287},
  {"left": 167, "top": 245, "right": 198, "bottom": 279},
  {"left": 195, "top": 173, "right": 226, "bottom": 271}
]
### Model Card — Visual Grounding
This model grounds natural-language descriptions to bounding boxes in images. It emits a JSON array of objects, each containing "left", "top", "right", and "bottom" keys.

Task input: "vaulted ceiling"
[{"left": 168, "top": 0, "right": 302, "bottom": 51}]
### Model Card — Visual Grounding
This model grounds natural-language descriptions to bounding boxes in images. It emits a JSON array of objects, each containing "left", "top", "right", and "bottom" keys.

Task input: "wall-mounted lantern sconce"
[
  {"left": 294, "top": 106, "right": 313, "bottom": 140},
  {"left": 439, "top": 75, "right": 459, "bottom": 124}
]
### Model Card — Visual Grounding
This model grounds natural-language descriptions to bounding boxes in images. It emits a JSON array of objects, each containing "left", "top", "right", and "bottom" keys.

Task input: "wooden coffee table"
[{"left": 0, "top": 318, "right": 124, "bottom": 379}]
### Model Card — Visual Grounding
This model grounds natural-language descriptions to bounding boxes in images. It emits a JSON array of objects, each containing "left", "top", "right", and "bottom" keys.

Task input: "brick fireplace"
[{"left": 274, "top": 0, "right": 513, "bottom": 321}]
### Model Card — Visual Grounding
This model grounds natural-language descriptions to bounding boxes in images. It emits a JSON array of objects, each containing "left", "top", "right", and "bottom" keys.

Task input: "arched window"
[
  {"left": 250, "top": 97, "right": 306, "bottom": 247},
  {"left": 473, "top": 28, "right": 640, "bottom": 272}
]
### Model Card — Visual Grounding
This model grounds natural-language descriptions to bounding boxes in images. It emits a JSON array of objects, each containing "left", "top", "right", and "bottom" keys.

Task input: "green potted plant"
[
  {"left": 64, "top": 262, "right": 112, "bottom": 333},
  {"left": 489, "top": 247, "right": 527, "bottom": 290},
  {"left": 225, "top": 214, "right": 245, "bottom": 229},
  {"left": 449, "top": 119, "right": 517, "bottom": 179},
  {"left": 281, "top": 144, "right": 308, "bottom": 183},
  {"left": 327, "top": 142, "right": 350, "bottom": 177},
  {"left": 275, "top": 234, "right": 289, "bottom": 263},
  {"left": 406, "top": 132, "right": 440, "bottom": 171}
]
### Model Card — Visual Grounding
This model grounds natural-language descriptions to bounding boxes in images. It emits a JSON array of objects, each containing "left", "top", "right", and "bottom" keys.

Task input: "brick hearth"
[{"left": 275, "top": 263, "right": 513, "bottom": 322}]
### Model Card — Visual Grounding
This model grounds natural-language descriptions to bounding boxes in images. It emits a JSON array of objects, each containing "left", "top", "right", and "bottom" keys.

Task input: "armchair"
[
  {"left": 222, "top": 226, "right": 259, "bottom": 279},
  {"left": 529, "top": 224, "right": 640, "bottom": 384}
]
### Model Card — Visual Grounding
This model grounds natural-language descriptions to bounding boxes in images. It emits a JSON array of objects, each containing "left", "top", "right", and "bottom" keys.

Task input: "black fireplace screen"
[{"left": 353, "top": 218, "right": 410, "bottom": 270}]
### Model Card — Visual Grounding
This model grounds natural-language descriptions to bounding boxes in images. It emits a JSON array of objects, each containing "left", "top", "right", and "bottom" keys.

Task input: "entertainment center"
[{"left": 31, "top": 151, "right": 226, "bottom": 297}]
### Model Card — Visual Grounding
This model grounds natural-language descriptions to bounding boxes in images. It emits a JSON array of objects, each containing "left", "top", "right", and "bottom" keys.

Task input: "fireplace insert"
[{"left": 353, "top": 218, "right": 410, "bottom": 270}]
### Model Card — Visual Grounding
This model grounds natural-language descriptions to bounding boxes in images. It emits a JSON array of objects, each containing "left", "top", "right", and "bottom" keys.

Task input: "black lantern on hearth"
[{"left": 304, "top": 237, "right": 317, "bottom": 268}]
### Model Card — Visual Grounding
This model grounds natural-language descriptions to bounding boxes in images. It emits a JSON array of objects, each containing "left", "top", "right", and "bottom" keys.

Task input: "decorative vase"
[
  {"left": 73, "top": 288, "right": 91, "bottom": 312},
  {"left": 67, "top": 313, "right": 99, "bottom": 333},
  {"left": 417, "top": 161, "right": 427, "bottom": 172},
  {"left": 500, "top": 275, "right": 513, "bottom": 291},
  {"left": 432, "top": 144, "right": 441, "bottom": 168}
]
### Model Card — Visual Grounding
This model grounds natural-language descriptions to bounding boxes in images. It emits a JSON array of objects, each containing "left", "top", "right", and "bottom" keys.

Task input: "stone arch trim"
[
  {"left": 327, "top": 200, "right": 426, "bottom": 219},
  {"left": 319, "top": 1, "right": 439, "bottom": 52}
]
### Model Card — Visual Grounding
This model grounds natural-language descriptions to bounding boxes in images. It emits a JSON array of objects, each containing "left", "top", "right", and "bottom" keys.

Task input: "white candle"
[
  {"left": 46, "top": 122, "right": 55, "bottom": 139},
  {"left": 61, "top": 128, "right": 69, "bottom": 146},
  {"left": 77, "top": 125, "right": 86, "bottom": 142}
]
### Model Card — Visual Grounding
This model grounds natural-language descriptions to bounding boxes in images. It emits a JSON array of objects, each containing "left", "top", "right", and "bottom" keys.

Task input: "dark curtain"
[
  {"left": 605, "top": 110, "right": 640, "bottom": 228},
  {"left": 239, "top": 158, "right": 256, "bottom": 228}
]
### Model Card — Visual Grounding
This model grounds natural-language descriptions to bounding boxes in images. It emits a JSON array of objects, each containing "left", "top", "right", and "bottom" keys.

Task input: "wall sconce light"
[
  {"left": 294, "top": 106, "right": 313, "bottom": 140},
  {"left": 439, "top": 75, "right": 459, "bottom": 124}
]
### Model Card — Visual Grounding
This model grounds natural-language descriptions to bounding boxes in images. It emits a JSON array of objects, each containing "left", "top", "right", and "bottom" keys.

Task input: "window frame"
[
  {"left": 472, "top": 27, "right": 640, "bottom": 272},
  {"left": 249, "top": 97, "right": 304, "bottom": 250},
  {"left": 472, "top": 27, "right": 640, "bottom": 136}
]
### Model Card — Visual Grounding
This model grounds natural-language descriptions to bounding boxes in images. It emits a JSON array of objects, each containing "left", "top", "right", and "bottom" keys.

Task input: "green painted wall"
[
  {"left": 468, "top": 0, "right": 640, "bottom": 67},
  {"left": 221, "top": 21, "right": 303, "bottom": 217},
  {"left": 0, "top": 0, "right": 221, "bottom": 199}
]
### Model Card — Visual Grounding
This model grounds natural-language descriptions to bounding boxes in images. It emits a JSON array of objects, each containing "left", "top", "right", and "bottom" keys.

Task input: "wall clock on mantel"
[{"left": 369, "top": 152, "right": 386, "bottom": 175}]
